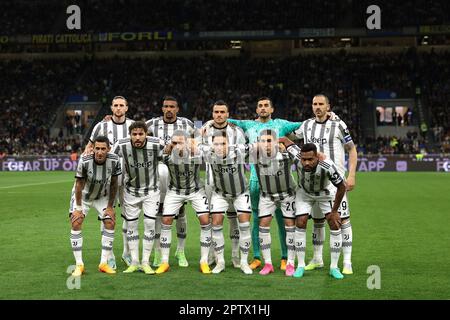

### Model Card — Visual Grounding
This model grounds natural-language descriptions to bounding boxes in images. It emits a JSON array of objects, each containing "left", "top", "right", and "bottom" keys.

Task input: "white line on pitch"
[{"left": 0, "top": 180, "right": 72, "bottom": 190}]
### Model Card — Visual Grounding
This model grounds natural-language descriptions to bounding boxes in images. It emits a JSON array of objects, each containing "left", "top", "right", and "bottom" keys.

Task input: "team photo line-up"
[{"left": 69, "top": 94, "right": 357, "bottom": 280}]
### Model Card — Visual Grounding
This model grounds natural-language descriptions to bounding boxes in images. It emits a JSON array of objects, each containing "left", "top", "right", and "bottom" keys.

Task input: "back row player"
[
  {"left": 84, "top": 96, "right": 133, "bottom": 268},
  {"left": 85, "top": 96, "right": 190, "bottom": 269}
]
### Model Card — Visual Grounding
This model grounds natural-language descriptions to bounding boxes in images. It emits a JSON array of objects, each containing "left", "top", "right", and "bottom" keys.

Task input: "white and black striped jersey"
[
  {"left": 89, "top": 118, "right": 134, "bottom": 146},
  {"left": 255, "top": 151, "right": 297, "bottom": 201},
  {"left": 201, "top": 122, "right": 246, "bottom": 186},
  {"left": 146, "top": 116, "right": 195, "bottom": 145},
  {"left": 74, "top": 152, "right": 122, "bottom": 201},
  {"left": 162, "top": 151, "right": 203, "bottom": 195},
  {"left": 202, "top": 145, "right": 248, "bottom": 198},
  {"left": 112, "top": 136, "right": 165, "bottom": 197},
  {"left": 295, "top": 117, "right": 353, "bottom": 176},
  {"left": 201, "top": 122, "right": 246, "bottom": 145},
  {"left": 287, "top": 144, "right": 344, "bottom": 196}
]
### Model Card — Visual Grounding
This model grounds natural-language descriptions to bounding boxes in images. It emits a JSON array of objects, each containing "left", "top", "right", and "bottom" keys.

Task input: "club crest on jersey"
[{"left": 326, "top": 128, "right": 330, "bottom": 133}]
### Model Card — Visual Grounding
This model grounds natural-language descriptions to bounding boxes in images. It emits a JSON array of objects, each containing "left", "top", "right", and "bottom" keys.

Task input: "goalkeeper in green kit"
[{"left": 228, "top": 97, "right": 302, "bottom": 271}]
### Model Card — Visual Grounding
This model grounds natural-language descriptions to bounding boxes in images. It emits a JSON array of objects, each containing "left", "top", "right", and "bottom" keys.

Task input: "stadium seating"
[
  {"left": 1, "top": 49, "right": 450, "bottom": 155},
  {"left": 1, "top": 0, "right": 450, "bottom": 35}
]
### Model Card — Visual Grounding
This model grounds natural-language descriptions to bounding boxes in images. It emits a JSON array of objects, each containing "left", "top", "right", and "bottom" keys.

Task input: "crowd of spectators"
[
  {"left": 1, "top": 0, "right": 450, "bottom": 36},
  {"left": 1, "top": 49, "right": 450, "bottom": 156},
  {"left": 360, "top": 132, "right": 428, "bottom": 155},
  {"left": 418, "top": 50, "right": 450, "bottom": 153},
  {"left": 0, "top": 59, "right": 85, "bottom": 155},
  {"left": 69, "top": 53, "right": 363, "bottom": 141}
]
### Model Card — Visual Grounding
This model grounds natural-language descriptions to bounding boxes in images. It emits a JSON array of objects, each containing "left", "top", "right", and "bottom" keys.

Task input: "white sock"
[
  {"left": 70, "top": 230, "right": 83, "bottom": 265},
  {"left": 285, "top": 226, "right": 295, "bottom": 265},
  {"left": 238, "top": 221, "right": 251, "bottom": 265},
  {"left": 200, "top": 223, "right": 212, "bottom": 263},
  {"left": 259, "top": 226, "right": 272, "bottom": 265},
  {"left": 100, "top": 228, "right": 115, "bottom": 264},
  {"left": 142, "top": 218, "right": 156, "bottom": 265},
  {"left": 227, "top": 214, "right": 240, "bottom": 258},
  {"left": 312, "top": 221, "right": 325, "bottom": 263},
  {"left": 101, "top": 223, "right": 115, "bottom": 262},
  {"left": 160, "top": 223, "right": 172, "bottom": 264},
  {"left": 330, "top": 229, "right": 342, "bottom": 269},
  {"left": 342, "top": 221, "right": 353, "bottom": 265},
  {"left": 122, "top": 220, "right": 129, "bottom": 256},
  {"left": 154, "top": 215, "right": 161, "bottom": 254},
  {"left": 176, "top": 211, "right": 187, "bottom": 252},
  {"left": 127, "top": 220, "right": 140, "bottom": 266},
  {"left": 295, "top": 227, "right": 306, "bottom": 267},
  {"left": 212, "top": 225, "right": 225, "bottom": 264}
]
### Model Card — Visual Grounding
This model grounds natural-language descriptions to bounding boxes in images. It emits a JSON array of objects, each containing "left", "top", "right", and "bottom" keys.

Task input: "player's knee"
[
  {"left": 71, "top": 221, "right": 82, "bottom": 230},
  {"left": 198, "top": 214, "right": 210, "bottom": 225},
  {"left": 71, "top": 216, "right": 84, "bottom": 230},
  {"left": 284, "top": 219, "right": 295, "bottom": 227},
  {"left": 296, "top": 216, "right": 308, "bottom": 229},
  {"left": 212, "top": 214, "right": 224, "bottom": 226},
  {"left": 327, "top": 217, "right": 341, "bottom": 230},
  {"left": 238, "top": 213, "right": 251, "bottom": 223},
  {"left": 103, "top": 219, "right": 115, "bottom": 230},
  {"left": 259, "top": 216, "right": 271, "bottom": 227},
  {"left": 161, "top": 216, "right": 173, "bottom": 225}
]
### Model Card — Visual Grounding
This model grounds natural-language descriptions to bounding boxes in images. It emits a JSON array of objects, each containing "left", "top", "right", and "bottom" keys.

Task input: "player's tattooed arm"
[
  {"left": 105, "top": 176, "right": 117, "bottom": 222},
  {"left": 75, "top": 178, "right": 85, "bottom": 207},
  {"left": 286, "top": 132, "right": 299, "bottom": 141},
  {"left": 279, "top": 137, "right": 325, "bottom": 160},
  {"left": 344, "top": 142, "right": 357, "bottom": 191},
  {"left": 108, "top": 175, "right": 118, "bottom": 208},
  {"left": 71, "top": 178, "right": 86, "bottom": 224},
  {"left": 278, "top": 136, "right": 295, "bottom": 148},
  {"left": 330, "top": 180, "right": 346, "bottom": 229}
]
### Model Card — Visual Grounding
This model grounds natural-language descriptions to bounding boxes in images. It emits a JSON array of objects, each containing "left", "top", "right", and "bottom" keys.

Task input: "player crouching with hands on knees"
[
  {"left": 156, "top": 130, "right": 213, "bottom": 274},
  {"left": 252, "top": 130, "right": 298, "bottom": 276},
  {"left": 69, "top": 136, "right": 121, "bottom": 276},
  {"left": 279, "top": 138, "right": 347, "bottom": 280}
]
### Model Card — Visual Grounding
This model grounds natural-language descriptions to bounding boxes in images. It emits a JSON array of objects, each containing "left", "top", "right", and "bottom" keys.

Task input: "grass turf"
[{"left": 0, "top": 171, "right": 449, "bottom": 299}]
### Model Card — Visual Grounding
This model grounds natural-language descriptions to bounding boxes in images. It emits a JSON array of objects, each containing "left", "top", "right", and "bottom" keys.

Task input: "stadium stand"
[
  {"left": 1, "top": 49, "right": 450, "bottom": 155},
  {"left": 1, "top": 0, "right": 450, "bottom": 35}
]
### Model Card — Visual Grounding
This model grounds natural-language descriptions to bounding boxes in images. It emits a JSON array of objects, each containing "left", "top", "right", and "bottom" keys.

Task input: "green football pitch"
[{"left": 0, "top": 171, "right": 449, "bottom": 300}]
